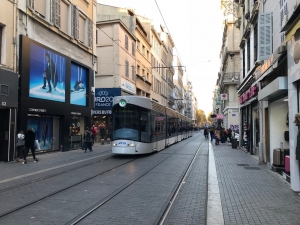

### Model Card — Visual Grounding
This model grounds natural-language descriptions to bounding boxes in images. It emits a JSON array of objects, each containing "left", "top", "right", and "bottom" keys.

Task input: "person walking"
[
  {"left": 24, "top": 127, "right": 39, "bottom": 164},
  {"left": 15, "top": 130, "right": 25, "bottom": 162},
  {"left": 215, "top": 129, "right": 220, "bottom": 145},
  {"left": 209, "top": 128, "right": 215, "bottom": 143},
  {"left": 227, "top": 127, "right": 232, "bottom": 143},
  {"left": 220, "top": 128, "right": 225, "bottom": 144},
  {"left": 83, "top": 127, "right": 94, "bottom": 153},
  {"left": 204, "top": 128, "right": 209, "bottom": 139}
]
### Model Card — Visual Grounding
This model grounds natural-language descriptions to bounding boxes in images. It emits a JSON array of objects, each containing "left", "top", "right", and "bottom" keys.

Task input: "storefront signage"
[
  {"left": 91, "top": 109, "right": 112, "bottom": 115},
  {"left": 71, "top": 112, "right": 81, "bottom": 115},
  {"left": 239, "top": 85, "right": 258, "bottom": 104},
  {"left": 217, "top": 114, "right": 223, "bottom": 119},
  {"left": 95, "top": 88, "right": 121, "bottom": 109},
  {"left": 121, "top": 78, "right": 136, "bottom": 94},
  {"left": 220, "top": 93, "right": 227, "bottom": 100},
  {"left": 29, "top": 108, "right": 46, "bottom": 112}
]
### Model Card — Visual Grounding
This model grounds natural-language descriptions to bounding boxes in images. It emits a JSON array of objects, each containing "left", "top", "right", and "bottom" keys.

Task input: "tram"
[{"left": 111, "top": 96, "right": 193, "bottom": 154}]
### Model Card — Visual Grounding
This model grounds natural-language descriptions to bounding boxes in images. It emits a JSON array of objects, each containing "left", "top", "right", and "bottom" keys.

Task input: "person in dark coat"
[
  {"left": 204, "top": 128, "right": 209, "bottom": 139},
  {"left": 42, "top": 53, "right": 57, "bottom": 93},
  {"left": 24, "top": 127, "right": 39, "bottom": 164},
  {"left": 227, "top": 127, "right": 232, "bottom": 143},
  {"left": 209, "top": 128, "right": 215, "bottom": 143}
]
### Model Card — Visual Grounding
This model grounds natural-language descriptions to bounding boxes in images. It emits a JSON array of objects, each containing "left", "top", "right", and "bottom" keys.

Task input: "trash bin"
[{"left": 232, "top": 139, "right": 238, "bottom": 149}]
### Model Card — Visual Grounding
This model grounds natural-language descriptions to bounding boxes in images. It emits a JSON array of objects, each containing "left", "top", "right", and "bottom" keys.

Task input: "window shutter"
[
  {"left": 125, "top": 61, "right": 129, "bottom": 77},
  {"left": 125, "top": 35, "right": 128, "bottom": 50},
  {"left": 88, "top": 19, "right": 92, "bottom": 48},
  {"left": 55, "top": 0, "right": 61, "bottom": 28},
  {"left": 258, "top": 12, "right": 273, "bottom": 61},
  {"left": 50, "top": 0, "right": 55, "bottom": 24},
  {"left": 72, "top": 5, "right": 79, "bottom": 39},
  {"left": 28, "top": 0, "right": 34, "bottom": 9}
]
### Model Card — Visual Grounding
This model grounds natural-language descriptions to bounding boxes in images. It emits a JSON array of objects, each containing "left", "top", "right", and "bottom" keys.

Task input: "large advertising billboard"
[
  {"left": 29, "top": 43, "right": 66, "bottom": 102},
  {"left": 95, "top": 88, "right": 121, "bottom": 109},
  {"left": 70, "top": 62, "right": 87, "bottom": 106}
]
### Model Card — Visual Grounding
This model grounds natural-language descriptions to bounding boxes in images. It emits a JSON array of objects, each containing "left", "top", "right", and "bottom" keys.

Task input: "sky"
[{"left": 97, "top": 0, "right": 223, "bottom": 116}]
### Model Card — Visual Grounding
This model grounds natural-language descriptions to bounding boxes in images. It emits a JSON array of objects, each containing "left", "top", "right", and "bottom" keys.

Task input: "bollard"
[
  {"left": 101, "top": 139, "right": 104, "bottom": 145},
  {"left": 60, "top": 145, "right": 63, "bottom": 152}
]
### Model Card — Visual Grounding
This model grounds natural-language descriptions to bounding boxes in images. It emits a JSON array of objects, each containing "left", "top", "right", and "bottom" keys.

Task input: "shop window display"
[
  {"left": 92, "top": 116, "right": 112, "bottom": 143},
  {"left": 27, "top": 115, "right": 60, "bottom": 151},
  {"left": 69, "top": 116, "right": 84, "bottom": 149}
]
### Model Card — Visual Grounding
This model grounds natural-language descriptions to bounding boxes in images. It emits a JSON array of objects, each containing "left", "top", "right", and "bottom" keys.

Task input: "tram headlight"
[
  {"left": 113, "top": 143, "right": 117, "bottom": 146},
  {"left": 129, "top": 143, "right": 135, "bottom": 147}
]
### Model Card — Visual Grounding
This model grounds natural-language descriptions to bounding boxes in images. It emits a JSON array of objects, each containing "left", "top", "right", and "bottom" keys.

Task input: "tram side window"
[
  {"left": 140, "top": 110, "right": 151, "bottom": 142},
  {"left": 155, "top": 113, "right": 165, "bottom": 135}
]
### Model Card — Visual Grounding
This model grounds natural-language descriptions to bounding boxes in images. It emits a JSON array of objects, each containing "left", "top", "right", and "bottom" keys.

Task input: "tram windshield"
[{"left": 112, "top": 104, "right": 151, "bottom": 142}]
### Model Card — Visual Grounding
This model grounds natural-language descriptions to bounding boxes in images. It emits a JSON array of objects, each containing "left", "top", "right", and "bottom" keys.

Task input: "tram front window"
[{"left": 112, "top": 104, "right": 139, "bottom": 141}]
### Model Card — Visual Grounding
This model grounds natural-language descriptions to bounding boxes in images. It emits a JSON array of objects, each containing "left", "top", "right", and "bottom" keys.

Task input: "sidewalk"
[{"left": 210, "top": 141, "right": 300, "bottom": 225}]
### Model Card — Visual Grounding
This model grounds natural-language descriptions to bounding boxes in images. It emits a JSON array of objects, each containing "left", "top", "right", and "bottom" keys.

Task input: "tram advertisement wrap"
[
  {"left": 95, "top": 88, "right": 121, "bottom": 109},
  {"left": 29, "top": 43, "right": 66, "bottom": 102}
]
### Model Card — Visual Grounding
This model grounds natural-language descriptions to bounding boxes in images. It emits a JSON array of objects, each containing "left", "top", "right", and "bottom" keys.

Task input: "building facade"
[
  {"left": 0, "top": 0, "right": 19, "bottom": 161},
  {"left": 16, "top": 0, "right": 96, "bottom": 155}
]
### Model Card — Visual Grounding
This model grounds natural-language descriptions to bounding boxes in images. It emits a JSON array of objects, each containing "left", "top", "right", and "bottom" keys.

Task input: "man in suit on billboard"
[{"left": 42, "top": 53, "right": 58, "bottom": 93}]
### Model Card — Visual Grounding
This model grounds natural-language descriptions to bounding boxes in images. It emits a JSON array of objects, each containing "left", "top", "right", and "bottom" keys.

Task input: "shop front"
[
  {"left": 239, "top": 85, "right": 258, "bottom": 155},
  {"left": 286, "top": 27, "right": 300, "bottom": 192},
  {"left": 92, "top": 88, "right": 121, "bottom": 143},
  {"left": 0, "top": 69, "right": 18, "bottom": 162},
  {"left": 18, "top": 36, "right": 94, "bottom": 154}
]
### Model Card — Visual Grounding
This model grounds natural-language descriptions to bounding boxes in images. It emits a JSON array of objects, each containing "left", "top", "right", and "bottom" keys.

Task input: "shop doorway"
[
  {"left": 92, "top": 115, "right": 112, "bottom": 143},
  {"left": 265, "top": 108, "right": 270, "bottom": 163},
  {"left": 0, "top": 109, "right": 9, "bottom": 161}
]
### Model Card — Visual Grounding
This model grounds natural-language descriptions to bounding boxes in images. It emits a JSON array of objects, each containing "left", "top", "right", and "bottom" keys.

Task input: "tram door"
[{"left": 152, "top": 114, "right": 158, "bottom": 151}]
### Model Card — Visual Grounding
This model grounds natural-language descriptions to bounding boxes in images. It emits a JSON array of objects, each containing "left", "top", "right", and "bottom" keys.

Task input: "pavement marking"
[
  {"left": 207, "top": 142, "right": 224, "bottom": 225},
  {"left": 0, "top": 153, "right": 111, "bottom": 184}
]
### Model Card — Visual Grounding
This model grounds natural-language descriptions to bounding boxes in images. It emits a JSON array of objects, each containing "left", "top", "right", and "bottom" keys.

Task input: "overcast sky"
[{"left": 97, "top": 0, "right": 223, "bottom": 115}]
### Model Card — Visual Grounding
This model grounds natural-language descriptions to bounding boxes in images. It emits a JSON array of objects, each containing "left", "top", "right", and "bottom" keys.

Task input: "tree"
[
  {"left": 196, "top": 109, "right": 207, "bottom": 126},
  {"left": 207, "top": 112, "right": 213, "bottom": 124}
]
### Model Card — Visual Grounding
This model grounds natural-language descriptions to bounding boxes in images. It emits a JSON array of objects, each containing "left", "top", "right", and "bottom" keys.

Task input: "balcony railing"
[{"left": 221, "top": 72, "right": 240, "bottom": 85}]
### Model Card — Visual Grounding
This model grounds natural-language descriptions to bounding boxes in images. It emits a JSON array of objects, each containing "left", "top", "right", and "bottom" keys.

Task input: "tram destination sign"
[{"left": 95, "top": 88, "right": 121, "bottom": 109}]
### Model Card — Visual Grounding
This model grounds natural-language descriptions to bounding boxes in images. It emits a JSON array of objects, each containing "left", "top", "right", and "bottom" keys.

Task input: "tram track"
[
  {"left": 65, "top": 136, "right": 204, "bottom": 225},
  {"left": 0, "top": 154, "right": 140, "bottom": 220},
  {"left": 0, "top": 133, "right": 203, "bottom": 224},
  {"left": 0, "top": 150, "right": 112, "bottom": 194}
]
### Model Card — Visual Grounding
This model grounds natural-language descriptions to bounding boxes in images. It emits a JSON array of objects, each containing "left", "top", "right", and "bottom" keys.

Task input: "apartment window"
[
  {"left": 142, "top": 69, "right": 145, "bottom": 76},
  {"left": 132, "top": 42, "right": 135, "bottom": 56},
  {"left": 243, "top": 48, "right": 246, "bottom": 78},
  {"left": 247, "top": 39, "right": 250, "bottom": 72},
  {"left": 96, "top": 29, "right": 98, "bottom": 45},
  {"left": 137, "top": 65, "right": 140, "bottom": 75},
  {"left": 137, "top": 40, "right": 140, "bottom": 50},
  {"left": 78, "top": 14, "right": 86, "bottom": 43},
  {"left": 60, "top": 1, "right": 69, "bottom": 34},
  {"left": 147, "top": 50, "right": 149, "bottom": 60},
  {"left": 254, "top": 24, "right": 258, "bottom": 62},
  {"left": 0, "top": 85, "right": 9, "bottom": 96},
  {"left": 125, "top": 35, "right": 128, "bottom": 50},
  {"left": 142, "top": 45, "right": 145, "bottom": 55},
  {"left": 132, "top": 65, "right": 135, "bottom": 80},
  {"left": 35, "top": 1, "right": 46, "bottom": 18},
  {"left": 125, "top": 61, "right": 129, "bottom": 77}
]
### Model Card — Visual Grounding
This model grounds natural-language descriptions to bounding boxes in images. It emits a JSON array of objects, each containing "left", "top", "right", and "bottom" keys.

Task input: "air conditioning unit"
[{"left": 277, "top": 45, "right": 287, "bottom": 54}]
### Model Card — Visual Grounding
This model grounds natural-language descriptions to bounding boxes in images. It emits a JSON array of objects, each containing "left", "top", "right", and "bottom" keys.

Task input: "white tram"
[{"left": 111, "top": 96, "right": 193, "bottom": 154}]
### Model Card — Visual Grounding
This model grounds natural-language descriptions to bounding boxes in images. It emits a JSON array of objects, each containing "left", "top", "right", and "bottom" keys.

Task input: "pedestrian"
[
  {"left": 15, "top": 130, "right": 25, "bottom": 162},
  {"left": 227, "top": 127, "right": 232, "bottom": 142},
  {"left": 24, "top": 127, "right": 39, "bottom": 164},
  {"left": 83, "top": 127, "right": 94, "bottom": 153},
  {"left": 209, "top": 128, "right": 215, "bottom": 143},
  {"left": 220, "top": 128, "right": 225, "bottom": 144},
  {"left": 204, "top": 128, "right": 209, "bottom": 139},
  {"left": 215, "top": 129, "right": 220, "bottom": 145}
]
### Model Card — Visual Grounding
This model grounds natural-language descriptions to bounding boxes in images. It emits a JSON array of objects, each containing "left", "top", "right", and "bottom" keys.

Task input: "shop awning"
[
  {"left": 258, "top": 77, "right": 288, "bottom": 101},
  {"left": 285, "top": 19, "right": 300, "bottom": 43}
]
